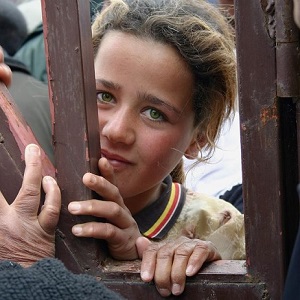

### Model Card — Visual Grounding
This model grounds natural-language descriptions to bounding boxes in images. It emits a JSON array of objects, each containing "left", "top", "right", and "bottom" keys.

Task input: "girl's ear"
[{"left": 184, "top": 133, "right": 207, "bottom": 159}]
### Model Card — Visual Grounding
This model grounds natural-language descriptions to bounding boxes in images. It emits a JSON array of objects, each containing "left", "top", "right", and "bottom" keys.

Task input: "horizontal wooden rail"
[{"left": 102, "top": 260, "right": 268, "bottom": 299}]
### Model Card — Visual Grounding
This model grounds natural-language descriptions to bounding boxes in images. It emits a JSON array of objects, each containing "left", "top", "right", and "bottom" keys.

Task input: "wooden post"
[
  {"left": 41, "top": 0, "right": 106, "bottom": 274},
  {"left": 235, "top": 0, "right": 299, "bottom": 298}
]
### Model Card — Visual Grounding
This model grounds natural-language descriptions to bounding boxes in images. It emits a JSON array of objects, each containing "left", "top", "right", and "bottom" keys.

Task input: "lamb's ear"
[{"left": 184, "top": 133, "right": 207, "bottom": 159}]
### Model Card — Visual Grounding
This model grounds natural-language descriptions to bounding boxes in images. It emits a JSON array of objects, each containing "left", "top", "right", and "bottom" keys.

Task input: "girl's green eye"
[
  {"left": 149, "top": 109, "right": 162, "bottom": 120},
  {"left": 97, "top": 92, "right": 113, "bottom": 103},
  {"left": 143, "top": 108, "right": 165, "bottom": 121}
]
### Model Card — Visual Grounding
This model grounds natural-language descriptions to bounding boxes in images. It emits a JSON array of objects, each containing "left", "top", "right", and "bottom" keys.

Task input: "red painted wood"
[
  {"left": 0, "top": 82, "right": 55, "bottom": 202},
  {"left": 0, "top": 0, "right": 298, "bottom": 298},
  {"left": 41, "top": 0, "right": 105, "bottom": 274}
]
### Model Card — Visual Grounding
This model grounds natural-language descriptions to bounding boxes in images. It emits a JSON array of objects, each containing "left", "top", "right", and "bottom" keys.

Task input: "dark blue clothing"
[
  {"left": 283, "top": 226, "right": 300, "bottom": 299},
  {"left": 0, "top": 258, "right": 122, "bottom": 300},
  {"left": 219, "top": 183, "right": 243, "bottom": 213}
]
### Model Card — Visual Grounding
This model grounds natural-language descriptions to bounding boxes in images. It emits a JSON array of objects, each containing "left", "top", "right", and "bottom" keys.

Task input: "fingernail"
[
  {"left": 72, "top": 226, "right": 82, "bottom": 235},
  {"left": 172, "top": 284, "right": 183, "bottom": 295},
  {"left": 186, "top": 265, "right": 194, "bottom": 276},
  {"left": 1, "top": 64, "right": 11, "bottom": 73},
  {"left": 68, "top": 202, "right": 81, "bottom": 212},
  {"left": 28, "top": 144, "right": 40, "bottom": 155},
  {"left": 157, "top": 288, "right": 171, "bottom": 297},
  {"left": 104, "top": 158, "right": 112, "bottom": 169},
  {"left": 0, "top": 64, "right": 11, "bottom": 73},
  {"left": 44, "top": 176, "right": 56, "bottom": 184},
  {"left": 90, "top": 175, "right": 96, "bottom": 184},
  {"left": 141, "top": 271, "right": 151, "bottom": 281}
]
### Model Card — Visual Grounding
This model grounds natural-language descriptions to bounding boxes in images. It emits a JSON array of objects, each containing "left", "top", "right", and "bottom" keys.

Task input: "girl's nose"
[{"left": 101, "top": 110, "right": 135, "bottom": 145}]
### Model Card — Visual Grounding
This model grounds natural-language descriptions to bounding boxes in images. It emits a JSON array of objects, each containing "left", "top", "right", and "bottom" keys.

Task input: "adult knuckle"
[
  {"left": 21, "top": 183, "right": 40, "bottom": 197},
  {"left": 178, "top": 236, "right": 189, "bottom": 243},
  {"left": 175, "top": 244, "right": 190, "bottom": 257},
  {"left": 194, "top": 240, "right": 211, "bottom": 254},
  {"left": 44, "top": 205, "right": 60, "bottom": 219},
  {"left": 171, "top": 272, "right": 184, "bottom": 284},
  {"left": 145, "top": 243, "right": 160, "bottom": 254},
  {"left": 157, "top": 247, "right": 173, "bottom": 259},
  {"left": 28, "top": 159, "right": 41, "bottom": 168}
]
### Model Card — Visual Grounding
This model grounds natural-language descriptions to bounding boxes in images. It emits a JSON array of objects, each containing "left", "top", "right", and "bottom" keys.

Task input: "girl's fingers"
[
  {"left": 98, "top": 157, "right": 116, "bottom": 185},
  {"left": 70, "top": 220, "right": 138, "bottom": 260},
  {"left": 82, "top": 172, "right": 128, "bottom": 211},
  {"left": 68, "top": 199, "right": 134, "bottom": 229}
]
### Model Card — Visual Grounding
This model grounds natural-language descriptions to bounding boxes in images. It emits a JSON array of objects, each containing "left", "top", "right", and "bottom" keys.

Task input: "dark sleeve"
[
  {"left": 0, "top": 258, "right": 123, "bottom": 300},
  {"left": 283, "top": 227, "right": 300, "bottom": 299},
  {"left": 282, "top": 184, "right": 300, "bottom": 299},
  {"left": 219, "top": 183, "right": 243, "bottom": 213}
]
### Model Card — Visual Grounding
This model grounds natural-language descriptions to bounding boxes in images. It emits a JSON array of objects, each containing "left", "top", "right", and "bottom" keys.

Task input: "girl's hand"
[
  {"left": 68, "top": 157, "right": 142, "bottom": 260},
  {"left": 139, "top": 236, "right": 221, "bottom": 297},
  {"left": 0, "top": 144, "right": 61, "bottom": 267},
  {"left": 0, "top": 47, "right": 12, "bottom": 86}
]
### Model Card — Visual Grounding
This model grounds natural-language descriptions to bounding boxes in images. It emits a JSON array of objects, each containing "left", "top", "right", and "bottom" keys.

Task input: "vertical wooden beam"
[
  {"left": 235, "top": 0, "right": 300, "bottom": 298},
  {"left": 41, "top": 0, "right": 106, "bottom": 274},
  {"left": 275, "top": 0, "right": 300, "bottom": 261},
  {"left": 236, "top": 1, "right": 283, "bottom": 295}
]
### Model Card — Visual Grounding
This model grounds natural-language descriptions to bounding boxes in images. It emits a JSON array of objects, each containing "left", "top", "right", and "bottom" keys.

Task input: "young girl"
[
  {"left": 0, "top": 0, "right": 245, "bottom": 297},
  {"left": 68, "top": 0, "right": 244, "bottom": 296}
]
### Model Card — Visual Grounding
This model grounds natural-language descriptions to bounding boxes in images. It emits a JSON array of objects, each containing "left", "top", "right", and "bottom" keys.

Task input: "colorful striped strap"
[{"left": 134, "top": 176, "right": 186, "bottom": 240}]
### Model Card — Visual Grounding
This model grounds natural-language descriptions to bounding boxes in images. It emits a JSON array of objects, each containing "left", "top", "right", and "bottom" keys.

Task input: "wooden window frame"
[{"left": 1, "top": 0, "right": 299, "bottom": 298}]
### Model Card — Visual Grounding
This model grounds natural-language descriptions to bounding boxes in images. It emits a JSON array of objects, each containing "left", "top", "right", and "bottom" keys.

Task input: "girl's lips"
[{"left": 101, "top": 150, "right": 132, "bottom": 168}]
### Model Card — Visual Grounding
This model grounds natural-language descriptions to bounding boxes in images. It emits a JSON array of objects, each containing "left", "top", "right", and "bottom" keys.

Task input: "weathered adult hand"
[
  {"left": 68, "top": 157, "right": 142, "bottom": 260},
  {"left": 0, "top": 46, "right": 12, "bottom": 86},
  {"left": 0, "top": 144, "right": 61, "bottom": 267},
  {"left": 139, "top": 236, "right": 221, "bottom": 297}
]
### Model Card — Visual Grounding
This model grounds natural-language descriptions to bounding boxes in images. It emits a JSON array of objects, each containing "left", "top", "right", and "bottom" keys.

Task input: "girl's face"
[{"left": 94, "top": 31, "right": 197, "bottom": 212}]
